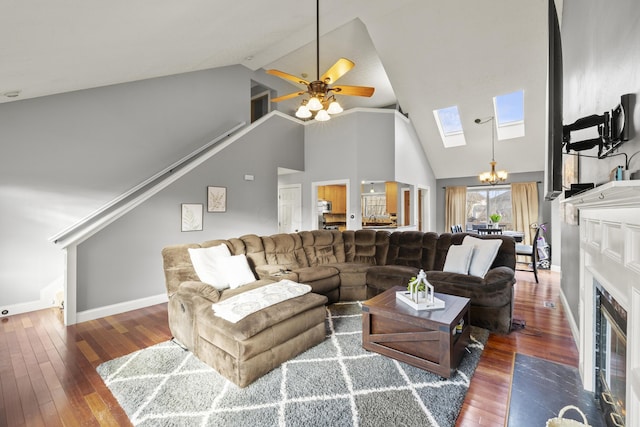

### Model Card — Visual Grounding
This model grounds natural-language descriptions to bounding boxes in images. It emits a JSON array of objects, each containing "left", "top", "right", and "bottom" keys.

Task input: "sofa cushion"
[
  {"left": 188, "top": 245, "right": 233, "bottom": 290},
  {"left": 385, "top": 231, "right": 425, "bottom": 268},
  {"left": 219, "top": 254, "right": 257, "bottom": 289},
  {"left": 462, "top": 235, "right": 502, "bottom": 278},
  {"left": 366, "top": 264, "right": 419, "bottom": 292},
  {"left": 294, "top": 265, "right": 339, "bottom": 283},
  {"left": 343, "top": 229, "right": 379, "bottom": 264},
  {"left": 200, "top": 290, "right": 328, "bottom": 343},
  {"left": 442, "top": 244, "right": 474, "bottom": 274},
  {"left": 300, "top": 230, "right": 346, "bottom": 266},
  {"left": 262, "top": 233, "right": 308, "bottom": 269}
]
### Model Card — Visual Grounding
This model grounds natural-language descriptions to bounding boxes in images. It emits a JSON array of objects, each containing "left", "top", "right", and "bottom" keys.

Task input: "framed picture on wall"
[
  {"left": 181, "top": 203, "right": 203, "bottom": 232},
  {"left": 207, "top": 186, "right": 227, "bottom": 212}
]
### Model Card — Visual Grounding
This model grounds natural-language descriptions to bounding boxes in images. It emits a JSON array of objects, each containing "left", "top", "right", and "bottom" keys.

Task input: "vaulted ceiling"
[{"left": 1, "top": 0, "right": 559, "bottom": 179}]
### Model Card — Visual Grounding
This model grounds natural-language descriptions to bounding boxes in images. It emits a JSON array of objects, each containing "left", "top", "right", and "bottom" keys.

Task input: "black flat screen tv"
[{"left": 545, "top": 0, "right": 563, "bottom": 201}]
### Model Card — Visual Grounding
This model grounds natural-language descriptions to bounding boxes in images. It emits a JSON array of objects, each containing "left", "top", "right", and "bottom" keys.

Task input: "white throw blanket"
[{"left": 211, "top": 280, "right": 312, "bottom": 323}]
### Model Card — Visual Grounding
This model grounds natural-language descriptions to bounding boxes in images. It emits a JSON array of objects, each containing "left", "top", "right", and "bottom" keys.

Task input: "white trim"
[
  {"left": 75, "top": 293, "right": 168, "bottom": 324},
  {"left": 559, "top": 286, "right": 579, "bottom": 350},
  {"left": 49, "top": 122, "right": 246, "bottom": 245},
  {"left": 64, "top": 245, "right": 77, "bottom": 325},
  {"left": 0, "top": 299, "right": 52, "bottom": 318}
]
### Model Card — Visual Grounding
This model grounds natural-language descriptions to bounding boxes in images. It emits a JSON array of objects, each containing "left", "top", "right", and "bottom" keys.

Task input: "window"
[
  {"left": 433, "top": 106, "right": 466, "bottom": 147},
  {"left": 493, "top": 90, "right": 525, "bottom": 140},
  {"left": 466, "top": 186, "right": 512, "bottom": 229}
]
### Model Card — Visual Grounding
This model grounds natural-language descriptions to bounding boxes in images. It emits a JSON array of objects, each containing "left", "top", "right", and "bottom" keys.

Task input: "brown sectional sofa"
[{"left": 161, "top": 229, "right": 516, "bottom": 387}]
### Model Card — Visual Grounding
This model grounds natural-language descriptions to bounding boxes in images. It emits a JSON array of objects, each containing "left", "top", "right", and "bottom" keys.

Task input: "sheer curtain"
[
  {"left": 511, "top": 182, "right": 539, "bottom": 246},
  {"left": 445, "top": 186, "right": 467, "bottom": 232}
]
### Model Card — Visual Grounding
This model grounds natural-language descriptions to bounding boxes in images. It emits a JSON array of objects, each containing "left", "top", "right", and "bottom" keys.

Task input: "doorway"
[
  {"left": 278, "top": 184, "right": 302, "bottom": 233},
  {"left": 312, "top": 180, "right": 349, "bottom": 231}
]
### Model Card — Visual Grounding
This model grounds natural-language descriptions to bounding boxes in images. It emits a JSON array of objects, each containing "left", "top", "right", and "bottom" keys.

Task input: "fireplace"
[
  {"left": 595, "top": 281, "right": 627, "bottom": 426},
  {"left": 562, "top": 181, "right": 640, "bottom": 427}
]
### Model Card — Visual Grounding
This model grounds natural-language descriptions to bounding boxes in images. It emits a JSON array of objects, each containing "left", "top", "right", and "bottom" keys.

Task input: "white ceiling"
[{"left": 1, "top": 0, "right": 555, "bottom": 179}]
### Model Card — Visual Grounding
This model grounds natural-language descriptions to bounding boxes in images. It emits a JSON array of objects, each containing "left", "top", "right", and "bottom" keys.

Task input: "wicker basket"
[{"left": 546, "top": 405, "right": 591, "bottom": 427}]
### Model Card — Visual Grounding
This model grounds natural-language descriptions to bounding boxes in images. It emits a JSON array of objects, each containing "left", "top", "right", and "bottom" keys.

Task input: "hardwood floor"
[{"left": 1, "top": 269, "right": 576, "bottom": 426}]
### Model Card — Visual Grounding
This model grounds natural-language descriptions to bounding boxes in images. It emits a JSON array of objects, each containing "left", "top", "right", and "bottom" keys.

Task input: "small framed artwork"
[
  {"left": 181, "top": 203, "right": 203, "bottom": 232},
  {"left": 207, "top": 186, "right": 227, "bottom": 212}
]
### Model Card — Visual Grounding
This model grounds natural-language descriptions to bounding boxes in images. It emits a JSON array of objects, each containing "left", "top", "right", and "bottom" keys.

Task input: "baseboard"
[
  {"left": 558, "top": 287, "right": 579, "bottom": 346},
  {"left": 551, "top": 264, "right": 562, "bottom": 273},
  {"left": 0, "top": 299, "right": 52, "bottom": 317},
  {"left": 75, "top": 293, "right": 168, "bottom": 324}
]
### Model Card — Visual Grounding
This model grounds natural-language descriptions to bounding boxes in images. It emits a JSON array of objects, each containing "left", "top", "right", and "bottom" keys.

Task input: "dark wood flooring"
[{"left": 1, "top": 269, "right": 576, "bottom": 426}]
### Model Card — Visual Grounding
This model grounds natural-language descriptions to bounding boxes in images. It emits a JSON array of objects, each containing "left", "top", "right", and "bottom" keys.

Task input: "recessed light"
[{"left": 3, "top": 90, "right": 21, "bottom": 98}]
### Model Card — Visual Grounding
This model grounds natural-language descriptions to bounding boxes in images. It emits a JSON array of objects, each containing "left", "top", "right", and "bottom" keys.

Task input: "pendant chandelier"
[{"left": 476, "top": 117, "right": 508, "bottom": 185}]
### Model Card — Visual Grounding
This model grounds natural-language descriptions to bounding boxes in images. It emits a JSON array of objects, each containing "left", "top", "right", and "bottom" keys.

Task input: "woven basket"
[{"left": 546, "top": 405, "right": 591, "bottom": 427}]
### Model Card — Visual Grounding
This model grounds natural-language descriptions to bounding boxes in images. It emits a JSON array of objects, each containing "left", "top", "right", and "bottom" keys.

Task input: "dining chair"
[
  {"left": 515, "top": 223, "right": 544, "bottom": 283},
  {"left": 450, "top": 224, "right": 463, "bottom": 233}
]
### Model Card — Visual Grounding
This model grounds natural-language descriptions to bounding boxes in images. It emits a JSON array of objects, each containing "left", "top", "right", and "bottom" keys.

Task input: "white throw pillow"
[
  {"left": 214, "top": 254, "right": 257, "bottom": 289},
  {"left": 442, "top": 244, "right": 474, "bottom": 274},
  {"left": 188, "top": 244, "right": 232, "bottom": 290},
  {"left": 461, "top": 236, "right": 502, "bottom": 278}
]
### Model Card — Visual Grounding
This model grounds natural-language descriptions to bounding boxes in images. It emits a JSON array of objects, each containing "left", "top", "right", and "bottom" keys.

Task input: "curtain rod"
[{"left": 441, "top": 181, "right": 541, "bottom": 189}]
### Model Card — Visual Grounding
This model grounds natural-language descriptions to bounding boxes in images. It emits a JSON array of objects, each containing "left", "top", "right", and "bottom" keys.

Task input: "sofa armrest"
[
  {"left": 481, "top": 266, "right": 517, "bottom": 287},
  {"left": 176, "top": 280, "right": 221, "bottom": 304}
]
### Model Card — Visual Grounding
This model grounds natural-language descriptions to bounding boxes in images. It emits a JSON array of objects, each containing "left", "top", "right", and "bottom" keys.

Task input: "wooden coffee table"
[{"left": 362, "top": 286, "right": 471, "bottom": 378}]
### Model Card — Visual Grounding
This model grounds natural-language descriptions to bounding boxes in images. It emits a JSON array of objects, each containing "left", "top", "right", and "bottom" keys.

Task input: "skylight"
[
  {"left": 493, "top": 90, "right": 525, "bottom": 140},
  {"left": 433, "top": 105, "right": 466, "bottom": 147}
]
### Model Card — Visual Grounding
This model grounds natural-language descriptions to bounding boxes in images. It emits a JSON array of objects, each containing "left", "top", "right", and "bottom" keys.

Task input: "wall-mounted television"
[{"left": 545, "top": 0, "right": 563, "bottom": 201}]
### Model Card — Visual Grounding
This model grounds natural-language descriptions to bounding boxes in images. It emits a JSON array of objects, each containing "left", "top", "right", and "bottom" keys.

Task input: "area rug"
[
  {"left": 507, "top": 353, "right": 605, "bottom": 427},
  {"left": 98, "top": 301, "right": 488, "bottom": 427}
]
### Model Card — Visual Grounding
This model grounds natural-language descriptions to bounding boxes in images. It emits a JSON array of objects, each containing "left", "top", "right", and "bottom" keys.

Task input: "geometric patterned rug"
[{"left": 97, "top": 301, "right": 488, "bottom": 427}]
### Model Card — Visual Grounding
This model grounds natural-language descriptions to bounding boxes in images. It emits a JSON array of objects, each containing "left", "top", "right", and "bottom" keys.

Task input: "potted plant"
[{"left": 489, "top": 213, "right": 502, "bottom": 228}]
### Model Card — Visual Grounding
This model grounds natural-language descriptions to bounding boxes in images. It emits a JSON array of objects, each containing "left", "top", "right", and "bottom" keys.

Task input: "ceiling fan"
[{"left": 266, "top": 0, "right": 375, "bottom": 121}]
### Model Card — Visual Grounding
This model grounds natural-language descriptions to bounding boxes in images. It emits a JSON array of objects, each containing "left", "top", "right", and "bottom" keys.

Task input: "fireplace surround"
[{"left": 564, "top": 181, "right": 640, "bottom": 427}]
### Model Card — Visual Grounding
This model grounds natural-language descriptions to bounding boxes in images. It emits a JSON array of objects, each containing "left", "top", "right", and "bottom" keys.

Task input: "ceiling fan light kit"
[
  {"left": 477, "top": 117, "right": 508, "bottom": 185},
  {"left": 266, "top": 0, "right": 374, "bottom": 122}
]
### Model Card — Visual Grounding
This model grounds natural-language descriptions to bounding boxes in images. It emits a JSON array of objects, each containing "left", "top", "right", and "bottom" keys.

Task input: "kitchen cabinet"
[
  {"left": 319, "top": 185, "right": 347, "bottom": 213},
  {"left": 385, "top": 182, "right": 397, "bottom": 214}
]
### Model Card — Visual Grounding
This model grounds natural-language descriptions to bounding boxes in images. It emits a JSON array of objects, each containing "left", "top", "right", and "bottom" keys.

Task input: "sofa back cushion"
[
  {"left": 261, "top": 233, "right": 308, "bottom": 269},
  {"left": 343, "top": 229, "right": 379, "bottom": 265},
  {"left": 385, "top": 231, "right": 425, "bottom": 268},
  {"left": 420, "top": 232, "right": 439, "bottom": 270},
  {"left": 236, "top": 234, "right": 267, "bottom": 271},
  {"left": 299, "top": 230, "right": 346, "bottom": 266}
]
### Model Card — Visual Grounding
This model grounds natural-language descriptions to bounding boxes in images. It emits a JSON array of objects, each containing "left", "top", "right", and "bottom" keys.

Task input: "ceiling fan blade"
[
  {"left": 265, "top": 69, "right": 310, "bottom": 86},
  {"left": 271, "top": 91, "right": 306, "bottom": 102},
  {"left": 320, "top": 58, "right": 355, "bottom": 84},
  {"left": 331, "top": 85, "right": 375, "bottom": 97}
]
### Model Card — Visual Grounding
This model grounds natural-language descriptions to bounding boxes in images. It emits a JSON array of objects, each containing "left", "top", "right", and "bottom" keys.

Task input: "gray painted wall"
[
  {"left": 0, "top": 65, "right": 252, "bottom": 308},
  {"left": 560, "top": 0, "right": 640, "bottom": 323},
  {"left": 76, "top": 116, "right": 304, "bottom": 311},
  {"left": 278, "top": 110, "right": 436, "bottom": 232}
]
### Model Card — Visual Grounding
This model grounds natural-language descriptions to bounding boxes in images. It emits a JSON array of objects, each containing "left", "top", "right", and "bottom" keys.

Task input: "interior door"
[{"left": 278, "top": 185, "right": 302, "bottom": 233}]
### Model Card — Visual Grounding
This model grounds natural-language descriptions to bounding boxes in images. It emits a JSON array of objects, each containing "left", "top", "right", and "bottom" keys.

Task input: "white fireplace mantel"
[
  {"left": 564, "top": 180, "right": 640, "bottom": 426},
  {"left": 562, "top": 180, "right": 640, "bottom": 208}
]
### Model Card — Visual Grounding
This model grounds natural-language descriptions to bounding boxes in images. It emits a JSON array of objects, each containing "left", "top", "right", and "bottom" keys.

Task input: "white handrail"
[{"left": 49, "top": 122, "right": 246, "bottom": 243}]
